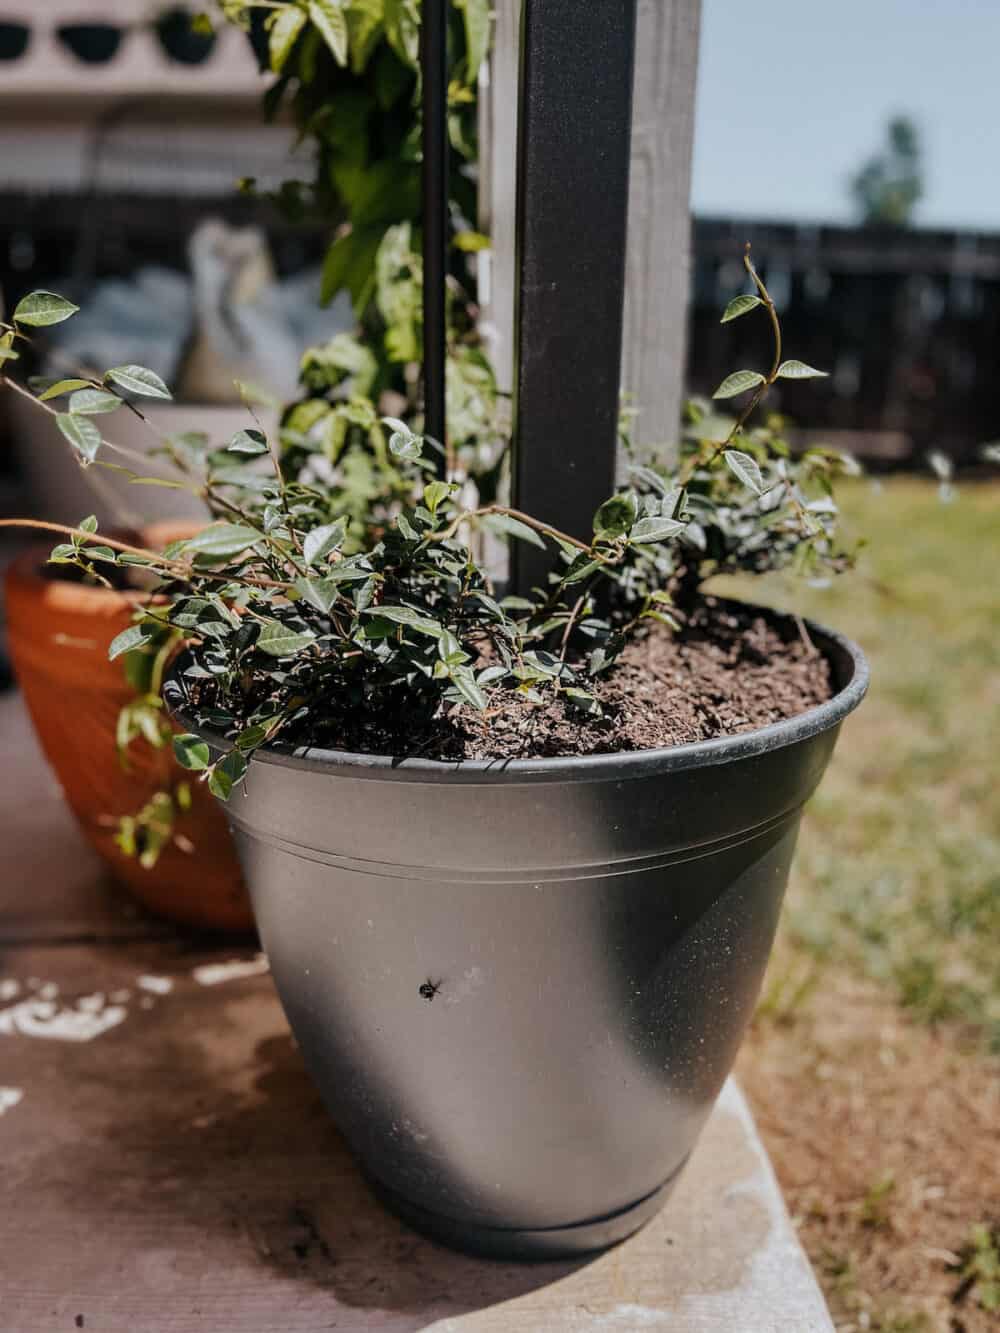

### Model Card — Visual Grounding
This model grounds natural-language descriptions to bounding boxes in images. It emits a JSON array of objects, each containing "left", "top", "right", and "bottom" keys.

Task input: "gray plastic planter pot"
[{"left": 165, "top": 612, "right": 867, "bottom": 1260}]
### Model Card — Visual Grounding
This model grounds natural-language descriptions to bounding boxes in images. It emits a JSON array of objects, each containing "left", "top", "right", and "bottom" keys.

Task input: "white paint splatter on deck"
[
  {"left": 192, "top": 955, "right": 269, "bottom": 987},
  {"left": 0, "top": 997, "right": 126, "bottom": 1042},
  {"left": 137, "top": 975, "right": 173, "bottom": 995},
  {"left": 0, "top": 1087, "right": 24, "bottom": 1115}
]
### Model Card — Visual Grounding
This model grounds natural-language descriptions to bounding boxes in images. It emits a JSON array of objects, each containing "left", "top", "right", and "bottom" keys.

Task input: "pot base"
[{"left": 363, "top": 1155, "right": 689, "bottom": 1261}]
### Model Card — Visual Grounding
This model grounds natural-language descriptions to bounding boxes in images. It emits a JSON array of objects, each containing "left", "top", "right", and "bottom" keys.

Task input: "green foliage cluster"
[
  {"left": 851, "top": 116, "right": 923, "bottom": 229},
  {"left": 1, "top": 249, "right": 855, "bottom": 804},
  {"left": 953, "top": 1224, "right": 1000, "bottom": 1313},
  {"left": 218, "top": 0, "right": 503, "bottom": 483}
]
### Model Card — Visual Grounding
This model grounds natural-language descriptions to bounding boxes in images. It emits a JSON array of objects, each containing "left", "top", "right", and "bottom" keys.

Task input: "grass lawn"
[{"left": 721, "top": 478, "right": 1000, "bottom": 1331}]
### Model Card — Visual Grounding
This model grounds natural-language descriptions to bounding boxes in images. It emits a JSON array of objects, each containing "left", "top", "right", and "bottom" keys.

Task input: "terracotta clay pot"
[{"left": 4, "top": 529, "right": 251, "bottom": 931}]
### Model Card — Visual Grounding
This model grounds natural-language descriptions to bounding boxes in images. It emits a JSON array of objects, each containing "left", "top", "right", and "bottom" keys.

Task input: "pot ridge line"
[{"left": 226, "top": 801, "right": 803, "bottom": 885}]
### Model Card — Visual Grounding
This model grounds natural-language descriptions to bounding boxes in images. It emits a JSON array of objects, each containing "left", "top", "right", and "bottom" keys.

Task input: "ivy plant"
[
  {"left": 216, "top": 0, "right": 503, "bottom": 483},
  {"left": 1, "top": 247, "right": 856, "bottom": 803}
]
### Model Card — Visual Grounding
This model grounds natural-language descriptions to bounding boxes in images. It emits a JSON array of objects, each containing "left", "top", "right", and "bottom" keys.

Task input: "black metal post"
[
  {"left": 511, "top": 0, "right": 638, "bottom": 595},
  {"left": 421, "top": 0, "right": 448, "bottom": 463}
]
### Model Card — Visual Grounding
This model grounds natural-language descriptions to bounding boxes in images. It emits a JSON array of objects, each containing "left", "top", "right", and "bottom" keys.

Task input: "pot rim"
[
  {"left": 165, "top": 604, "right": 868, "bottom": 786},
  {"left": 5, "top": 521, "right": 208, "bottom": 614}
]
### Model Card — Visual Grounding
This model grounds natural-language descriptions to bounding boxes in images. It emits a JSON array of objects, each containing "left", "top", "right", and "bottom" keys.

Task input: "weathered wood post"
[
  {"left": 420, "top": 0, "right": 448, "bottom": 457},
  {"left": 479, "top": 1, "right": 702, "bottom": 543}
]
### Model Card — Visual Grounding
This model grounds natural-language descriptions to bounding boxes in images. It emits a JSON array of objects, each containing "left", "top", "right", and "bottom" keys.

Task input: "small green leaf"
[
  {"left": 303, "top": 518, "right": 348, "bottom": 567},
  {"left": 68, "top": 388, "right": 122, "bottom": 415},
  {"left": 268, "top": 4, "right": 307, "bottom": 70},
  {"left": 630, "top": 516, "right": 687, "bottom": 544},
  {"left": 724, "top": 449, "right": 765, "bottom": 496},
  {"left": 721, "top": 294, "right": 762, "bottom": 323},
  {"left": 453, "top": 230, "right": 491, "bottom": 253},
  {"left": 362, "top": 605, "right": 442, "bottom": 637},
  {"left": 713, "top": 370, "right": 766, "bottom": 400},
  {"left": 308, "top": 0, "right": 348, "bottom": 65},
  {"left": 450, "top": 666, "right": 487, "bottom": 710},
  {"left": 0, "top": 345, "right": 19, "bottom": 363},
  {"left": 173, "top": 733, "right": 211, "bottom": 771},
  {"left": 108, "top": 623, "right": 154, "bottom": 660},
  {"left": 564, "top": 687, "right": 601, "bottom": 716},
  {"left": 593, "top": 493, "right": 638, "bottom": 539},
  {"left": 628, "top": 464, "right": 669, "bottom": 496},
  {"left": 256, "top": 619, "right": 317, "bottom": 657},
  {"left": 38, "top": 378, "right": 91, "bottom": 401},
  {"left": 105, "top": 364, "right": 172, "bottom": 400},
  {"left": 385, "top": 417, "right": 423, "bottom": 461},
  {"left": 227, "top": 428, "right": 269, "bottom": 454},
  {"left": 13, "top": 291, "right": 79, "bottom": 327},
  {"left": 182, "top": 524, "right": 262, "bottom": 558},
  {"left": 55, "top": 412, "right": 102, "bottom": 462},
  {"left": 423, "top": 480, "right": 454, "bottom": 515},
  {"left": 775, "top": 359, "right": 828, "bottom": 380},
  {"left": 208, "top": 749, "right": 248, "bottom": 801}
]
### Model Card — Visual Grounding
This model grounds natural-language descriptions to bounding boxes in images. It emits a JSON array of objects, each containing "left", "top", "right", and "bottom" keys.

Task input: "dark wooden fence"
[{"left": 688, "top": 218, "right": 1000, "bottom": 466}]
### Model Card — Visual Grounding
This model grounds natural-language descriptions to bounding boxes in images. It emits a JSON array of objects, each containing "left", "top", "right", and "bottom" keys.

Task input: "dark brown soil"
[
  {"left": 446, "top": 600, "right": 832, "bottom": 760},
  {"left": 194, "top": 600, "right": 834, "bottom": 762}
]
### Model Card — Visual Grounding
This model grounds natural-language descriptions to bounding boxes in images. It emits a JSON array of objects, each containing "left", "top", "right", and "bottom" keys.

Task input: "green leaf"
[
  {"left": 628, "top": 464, "right": 669, "bottom": 496},
  {"left": 268, "top": 4, "right": 307, "bottom": 70},
  {"left": 630, "top": 516, "right": 687, "bottom": 544},
  {"left": 55, "top": 412, "right": 102, "bottom": 462},
  {"left": 129, "top": 477, "right": 190, "bottom": 490},
  {"left": 720, "top": 294, "right": 762, "bottom": 323},
  {"left": 13, "top": 291, "right": 79, "bottom": 327},
  {"left": 105, "top": 364, "right": 171, "bottom": 400},
  {"left": 182, "top": 524, "right": 262, "bottom": 558},
  {"left": 384, "top": 417, "right": 423, "bottom": 461},
  {"left": 308, "top": 0, "right": 348, "bottom": 65},
  {"left": 450, "top": 666, "right": 487, "bottom": 710},
  {"left": 423, "top": 480, "right": 454, "bottom": 515},
  {"left": 0, "top": 345, "right": 19, "bottom": 363},
  {"left": 68, "top": 388, "right": 121, "bottom": 415},
  {"left": 108, "top": 623, "right": 154, "bottom": 660},
  {"left": 173, "top": 733, "right": 211, "bottom": 771},
  {"left": 453, "top": 230, "right": 491, "bottom": 253},
  {"left": 294, "top": 577, "right": 338, "bottom": 613},
  {"left": 38, "top": 378, "right": 91, "bottom": 401},
  {"left": 775, "top": 359, "right": 828, "bottom": 380},
  {"left": 208, "top": 749, "right": 248, "bottom": 801},
  {"left": 712, "top": 370, "right": 766, "bottom": 400},
  {"left": 593, "top": 493, "right": 638, "bottom": 539},
  {"left": 724, "top": 449, "right": 765, "bottom": 496},
  {"left": 564, "top": 687, "right": 601, "bottom": 716},
  {"left": 303, "top": 518, "right": 348, "bottom": 567},
  {"left": 227, "top": 428, "right": 269, "bottom": 454},
  {"left": 361, "top": 605, "right": 442, "bottom": 637},
  {"left": 256, "top": 619, "right": 317, "bottom": 657}
]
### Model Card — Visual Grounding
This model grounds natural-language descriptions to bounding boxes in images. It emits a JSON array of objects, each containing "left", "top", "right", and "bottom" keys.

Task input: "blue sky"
[{"left": 691, "top": 0, "right": 999, "bottom": 230}]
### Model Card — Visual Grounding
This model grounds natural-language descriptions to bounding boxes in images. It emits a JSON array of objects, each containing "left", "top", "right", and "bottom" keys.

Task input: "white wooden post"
[{"left": 479, "top": 0, "right": 702, "bottom": 466}]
